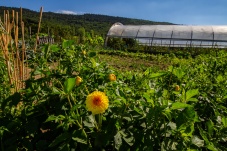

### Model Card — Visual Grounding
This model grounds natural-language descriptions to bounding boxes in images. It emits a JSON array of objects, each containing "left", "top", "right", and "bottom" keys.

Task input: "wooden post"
[{"left": 34, "top": 7, "right": 43, "bottom": 52}]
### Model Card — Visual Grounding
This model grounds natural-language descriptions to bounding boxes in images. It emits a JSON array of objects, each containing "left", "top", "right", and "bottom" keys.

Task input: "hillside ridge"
[{"left": 0, "top": 6, "right": 174, "bottom": 39}]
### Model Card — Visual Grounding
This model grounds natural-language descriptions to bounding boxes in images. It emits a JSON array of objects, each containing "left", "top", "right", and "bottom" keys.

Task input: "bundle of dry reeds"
[{"left": 0, "top": 7, "right": 43, "bottom": 92}]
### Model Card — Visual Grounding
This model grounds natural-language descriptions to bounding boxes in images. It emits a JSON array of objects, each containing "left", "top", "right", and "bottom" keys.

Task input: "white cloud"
[{"left": 56, "top": 10, "right": 78, "bottom": 15}]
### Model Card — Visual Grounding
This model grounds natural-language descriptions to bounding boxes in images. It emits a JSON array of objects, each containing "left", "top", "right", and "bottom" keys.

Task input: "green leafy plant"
[{"left": 1, "top": 39, "right": 227, "bottom": 150}]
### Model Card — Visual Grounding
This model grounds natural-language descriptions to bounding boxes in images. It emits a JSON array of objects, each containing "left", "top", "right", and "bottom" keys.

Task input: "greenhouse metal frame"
[{"left": 105, "top": 22, "right": 227, "bottom": 48}]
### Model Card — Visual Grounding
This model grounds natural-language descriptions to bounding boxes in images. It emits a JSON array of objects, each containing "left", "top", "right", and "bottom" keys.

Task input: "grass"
[{"left": 97, "top": 51, "right": 170, "bottom": 72}]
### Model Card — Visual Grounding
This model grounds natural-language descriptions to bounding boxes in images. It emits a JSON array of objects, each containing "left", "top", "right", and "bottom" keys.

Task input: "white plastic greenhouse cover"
[{"left": 106, "top": 22, "right": 227, "bottom": 48}]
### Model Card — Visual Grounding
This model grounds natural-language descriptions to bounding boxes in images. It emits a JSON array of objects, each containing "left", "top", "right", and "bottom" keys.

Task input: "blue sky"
[{"left": 1, "top": 0, "right": 227, "bottom": 25}]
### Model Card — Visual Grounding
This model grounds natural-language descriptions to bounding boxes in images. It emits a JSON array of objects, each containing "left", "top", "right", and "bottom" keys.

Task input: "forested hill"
[{"left": 0, "top": 6, "right": 174, "bottom": 39}]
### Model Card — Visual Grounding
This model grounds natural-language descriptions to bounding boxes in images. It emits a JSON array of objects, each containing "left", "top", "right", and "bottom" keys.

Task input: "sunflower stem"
[
  {"left": 67, "top": 95, "right": 73, "bottom": 108},
  {"left": 98, "top": 113, "right": 102, "bottom": 130},
  {"left": 70, "top": 93, "right": 83, "bottom": 125},
  {"left": 67, "top": 94, "right": 83, "bottom": 128},
  {"left": 81, "top": 128, "right": 92, "bottom": 147},
  {"left": 84, "top": 85, "right": 90, "bottom": 95},
  {"left": 95, "top": 114, "right": 102, "bottom": 131},
  {"left": 93, "top": 114, "right": 99, "bottom": 131}
]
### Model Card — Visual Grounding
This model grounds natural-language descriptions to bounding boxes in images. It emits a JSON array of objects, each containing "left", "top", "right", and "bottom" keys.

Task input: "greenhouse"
[{"left": 105, "top": 22, "right": 227, "bottom": 48}]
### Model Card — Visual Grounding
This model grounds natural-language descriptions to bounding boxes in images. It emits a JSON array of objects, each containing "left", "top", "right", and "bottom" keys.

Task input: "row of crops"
[{"left": 1, "top": 40, "right": 227, "bottom": 150}]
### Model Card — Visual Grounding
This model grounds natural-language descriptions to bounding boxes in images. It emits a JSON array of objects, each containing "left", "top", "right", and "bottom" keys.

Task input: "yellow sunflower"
[
  {"left": 76, "top": 76, "right": 82, "bottom": 86},
  {"left": 82, "top": 50, "right": 86, "bottom": 55},
  {"left": 109, "top": 73, "right": 116, "bottom": 81},
  {"left": 86, "top": 91, "right": 109, "bottom": 115},
  {"left": 175, "top": 85, "right": 180, "bottom": 91}
]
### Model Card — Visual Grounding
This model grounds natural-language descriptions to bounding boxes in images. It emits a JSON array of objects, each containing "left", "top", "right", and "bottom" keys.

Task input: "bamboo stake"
[
  {"left": 20, "top": 8, "right": 22, "bottom": 26},
  {"left": 3, "top": 13, "right": 13, "bottom": 85},
  {"left": 15, "top": 12, "right": 21, "bottom": 90},
  {"left": 34, "top": 7, "right": 43, "bottom": 52},
  {"left": 6, "top": 10, "right": 10, "bottom": 44},
  {"left": 21, "top": 22, "right": 25, "bottom": 84},
  {"left": 7, "top": 9, "right": 18, "bottom": 91},
  {"left": 12, "top": 10, "right": 15, "bottom": 30},
  {"left": 17, "top": 8, "right": 23, "bottom": 88},
  {"left": 8, "top": 17, "right": 15, "bottom": 87},
  {"left": 0, "top": 7, "right": 44, "bottom": 91},
  {"left": 3, "top": 10, "right": 6, "bottom": 28},
  {"left": 11, "top": 10, "right": 18, "bottom": 90},
  {"left": 20, "top": 7, "right": 25, "bottom": 87}
]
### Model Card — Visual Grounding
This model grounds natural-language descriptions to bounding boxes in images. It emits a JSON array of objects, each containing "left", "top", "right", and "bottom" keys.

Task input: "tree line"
[{"left": 0, "top": 6, "right": 173, "bottom": 42}]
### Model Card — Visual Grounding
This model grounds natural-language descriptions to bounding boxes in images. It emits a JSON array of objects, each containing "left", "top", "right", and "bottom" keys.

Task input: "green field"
[{"left": 1, "top": 40, "right": 227, "bottom": 150}]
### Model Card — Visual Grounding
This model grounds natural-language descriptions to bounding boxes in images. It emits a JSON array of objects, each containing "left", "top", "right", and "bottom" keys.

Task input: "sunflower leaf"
[
  {"left": 64, "top": 78, "right": 75, "bottom": 94},
  {"left": 114, "top": 132, "right": 122, "bottom": 150},
  {"left": 72, "top": 129, "right": 88, "bottom": 144},
  {"left": 49, "top": 132, "right": 70, "bottom": 148}
]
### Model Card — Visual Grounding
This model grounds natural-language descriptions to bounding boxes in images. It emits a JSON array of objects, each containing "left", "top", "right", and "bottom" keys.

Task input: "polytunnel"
[{"left": 105, "top": 22, "right": 227, "bottom": 48}]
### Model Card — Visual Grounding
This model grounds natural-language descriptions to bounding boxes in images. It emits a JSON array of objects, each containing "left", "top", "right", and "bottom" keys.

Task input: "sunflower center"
[{"left": 93, "top": 96, "right": 101, "bottom": 106}]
